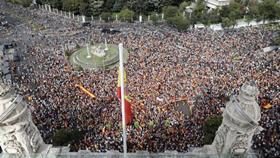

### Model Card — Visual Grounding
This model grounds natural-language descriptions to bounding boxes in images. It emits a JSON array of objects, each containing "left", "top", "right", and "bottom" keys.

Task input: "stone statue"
[
  {"left": 193, "top": 82, "right": 262, "bottom": 157},
  {"left": 0, "top": 58, "right": 48, "bottom": 155}
]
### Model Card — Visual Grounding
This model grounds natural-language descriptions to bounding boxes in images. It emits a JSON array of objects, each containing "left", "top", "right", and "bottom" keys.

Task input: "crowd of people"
[{"left": 0, "top": 1, "right": 279, "bottom": 157}]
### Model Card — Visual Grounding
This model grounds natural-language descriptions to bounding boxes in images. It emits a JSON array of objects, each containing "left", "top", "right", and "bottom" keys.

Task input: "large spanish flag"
[{"left": 117, "top": 69, "right": 132, "bottom": 125}]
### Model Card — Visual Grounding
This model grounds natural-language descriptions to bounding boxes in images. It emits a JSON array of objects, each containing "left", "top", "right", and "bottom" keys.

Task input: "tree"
[
  {"left": 150, "top": 12, "right": 160, "bottom": 24},
  {"left": 52, "top": 129, "right": 83, "bottom": 146},
  {"left": 167, "top": 15, "right": 190, "bottom": 31},
  {"left": 103, "top": 0, "right": 115, "bottom": 12},
  {"left": 227, "top": 1, "right": 244, "bottom": 20},
  {"left": 221, "top": 17, "right": 236, "bottom": 28},
  {"left": 7, "top": 0, "right": 32, "bottom": 7},
  {"left": 163, "top": 5, "right": 179, "bottom": 19},
  {"left": 127, "top": 0, "right": 149, "bottom": 14},
  {"left": 79, "top": 2, "right": 88, "bottom": 16},
  {"left": 191, "top": 0, "right": 207, "bottom": 24},
  {"left": 258, "top": 0, "right": 280, "bottom": 21},
  {"left": 245, "top": 1, "right": 260, "bottom": 22},
  {"left": 220, "top": 5, "right": 230, "bottom": 18},
  {"left": 87, "top": 0, "right": 104, "bottom": 16},
  {"left": 203, "top": 116, "right": 223, "bottom": 144},
  {"left": 20, "top": 0, "right": 32, "bottom": 7},
  {"left": 62, "top": 0, "right": 83, "bottom": 13},
  {"left": 48, "top": 0, "right": 63, "bottom": 10},
  {"left": 179, "top": 1, "right": 189, "bottom": 13},
  {"left": 119, "top": 8, "right": 135, "bottom": 22},
  {"left": 112, "top": 0, "right": 124, "bottom": 12},
  {"left": 207, "top": 8, "right": 222, "bottom": 24},
  {"left": 146, "top": 0, "right": 163, "bottom": 12},
  {"left": 100, "top": 12, "right": 112, "bottom": 22}
]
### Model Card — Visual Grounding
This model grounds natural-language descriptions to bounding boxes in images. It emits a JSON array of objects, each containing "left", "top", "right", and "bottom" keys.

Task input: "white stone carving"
[
  {"left": 193, "top": 82, "right": 262, "bottom": 157},
  {"left": 0, "top": 66, "right": 48, "bottom": 155},
  {"left": 0, "top": 89, "right": 47, "bottom": 155}
]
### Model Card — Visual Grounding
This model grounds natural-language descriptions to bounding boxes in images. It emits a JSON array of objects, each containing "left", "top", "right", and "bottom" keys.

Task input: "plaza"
[{"left": 0, "top": 0, "right": 279, "bottom": 157}]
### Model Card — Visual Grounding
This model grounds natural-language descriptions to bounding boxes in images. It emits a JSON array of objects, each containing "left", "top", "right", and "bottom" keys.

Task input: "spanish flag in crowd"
[{"left": 117, "top": 69, "right": 133, "bottom": 125}]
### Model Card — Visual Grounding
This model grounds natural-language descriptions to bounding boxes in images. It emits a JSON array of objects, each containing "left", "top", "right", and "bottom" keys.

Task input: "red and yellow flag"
[
  {"left": 75, "top": 84, "right": 96, "bottom": 99},
  {"left": 117, "top": 69, "right": 132, "bottom": 125}
]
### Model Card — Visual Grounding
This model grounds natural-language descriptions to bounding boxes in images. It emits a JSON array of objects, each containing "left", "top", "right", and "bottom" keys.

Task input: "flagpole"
[{"left": 118, "top": 43, "right": 127, "bottom": 158}]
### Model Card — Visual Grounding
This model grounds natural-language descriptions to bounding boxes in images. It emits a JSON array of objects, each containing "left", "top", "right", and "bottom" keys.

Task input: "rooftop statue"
[
  {"left": 0, "top": 51, "right": 48, "bottom": 155},
  {"left": 193, "top": 82, "right": 262, "bottom": 157}
]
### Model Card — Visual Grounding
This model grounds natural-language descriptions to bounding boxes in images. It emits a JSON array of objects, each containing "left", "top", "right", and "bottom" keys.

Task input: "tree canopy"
[{"left": 6, "top": 0, "right": 280, "bottom": 30}]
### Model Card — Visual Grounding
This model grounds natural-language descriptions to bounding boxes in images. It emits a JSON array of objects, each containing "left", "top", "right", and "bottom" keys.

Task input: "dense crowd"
[{"left": 0, "top": 1, "right": 279, "bottom": 157}]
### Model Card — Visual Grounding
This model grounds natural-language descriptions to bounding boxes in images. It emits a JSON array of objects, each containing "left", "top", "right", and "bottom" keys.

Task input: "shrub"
[
  {"left": 52, "top": 129, "right": 83, "bottom": 146},
  {"left": 203, "top": 116, "right": 223, "bottom": 144}
]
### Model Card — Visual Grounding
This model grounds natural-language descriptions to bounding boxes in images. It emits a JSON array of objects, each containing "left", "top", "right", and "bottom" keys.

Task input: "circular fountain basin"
[{"left": 69, "top": 44, "right": 128, "bottom": 70}]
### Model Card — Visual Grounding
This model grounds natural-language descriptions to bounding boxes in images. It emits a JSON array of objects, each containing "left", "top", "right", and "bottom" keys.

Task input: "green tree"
[
  {"left": 207, "top": 8, "right": 222, "bottom": 24},
  {"left": 146, "top": 0, "right": 164, "bottom": 12},
  {"left": 163, "top": 5, "right": 179, "bottom": 19},
  {"left": 103, "top": 0, "right": 115, "bottom": 12},
  {"left": 52, "top": 129, "right": 83, "bottom": 146},
  {"left": 191, "top": 0, "right": 207, "bottom": 24},
  {"left": 62, "top": 0, "right": 83, "bottom": 13},
  {"left": 119, "top": 8, "right": 135, "bottom": 22},
  {"left": 167, "top": 15, "right": 190, "bottom": 31},
  {"left": 179, "top": 1, "right": 190, "bottom": 13},
  {"left": 220, "top": 5, "right": 230, "bottom": 18},
  {"left": 127, "top": 0, "right": 148, "bottom": 14},
  {"left": 7, "top": 0, "right": 32, "bottom": 7},
  {"left": 227, "top": 1, "right": 244, "bottom": 20},
  {"left": 245, "top": 2, "right": 260, "bottom": 22},
  {"left": 150, "top": 12, "right": 160, "bottom": 24},
  {"left": 221, "top": 17, "right": 236, "bottom": 28},
  {"left": 258, "top": 0, "right": 280, "bottom": 21},
  {"left": 48, "top": 0, "right": 63, "bottom": 10},
  {"left": 20, "top": 0, "right": 32, "bottom": 7},
  {"left": 203, "top": 116, "right": 223, "bottom": 144},
  {"left": 100, "top": 12, "right": 112, "bottom": 22},
  {"left": 112, "top": 0, "right": 124, "bottom": 12},
  {"left": 87, "top": 0, "right": 104, "bottom": 16},
  {"left": 79, "top": 2, "right": 88, "bottom": 15}
]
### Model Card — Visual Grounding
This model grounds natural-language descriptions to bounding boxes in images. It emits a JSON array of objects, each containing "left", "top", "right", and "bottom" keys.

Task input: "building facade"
[{"left": 205, "top": 0, "right": 231, "bottom": 9}]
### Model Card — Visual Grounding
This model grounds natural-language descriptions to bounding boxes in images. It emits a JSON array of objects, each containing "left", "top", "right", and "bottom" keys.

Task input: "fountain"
[
  {"left": 104, "top": 39, "right": 109, "bottom": 51},
  {"left": 90, "top": 45, "right": 106, "bottom": 57},
  {"left": 86, "top": 44, "right": 91, "bottom": 59}
]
